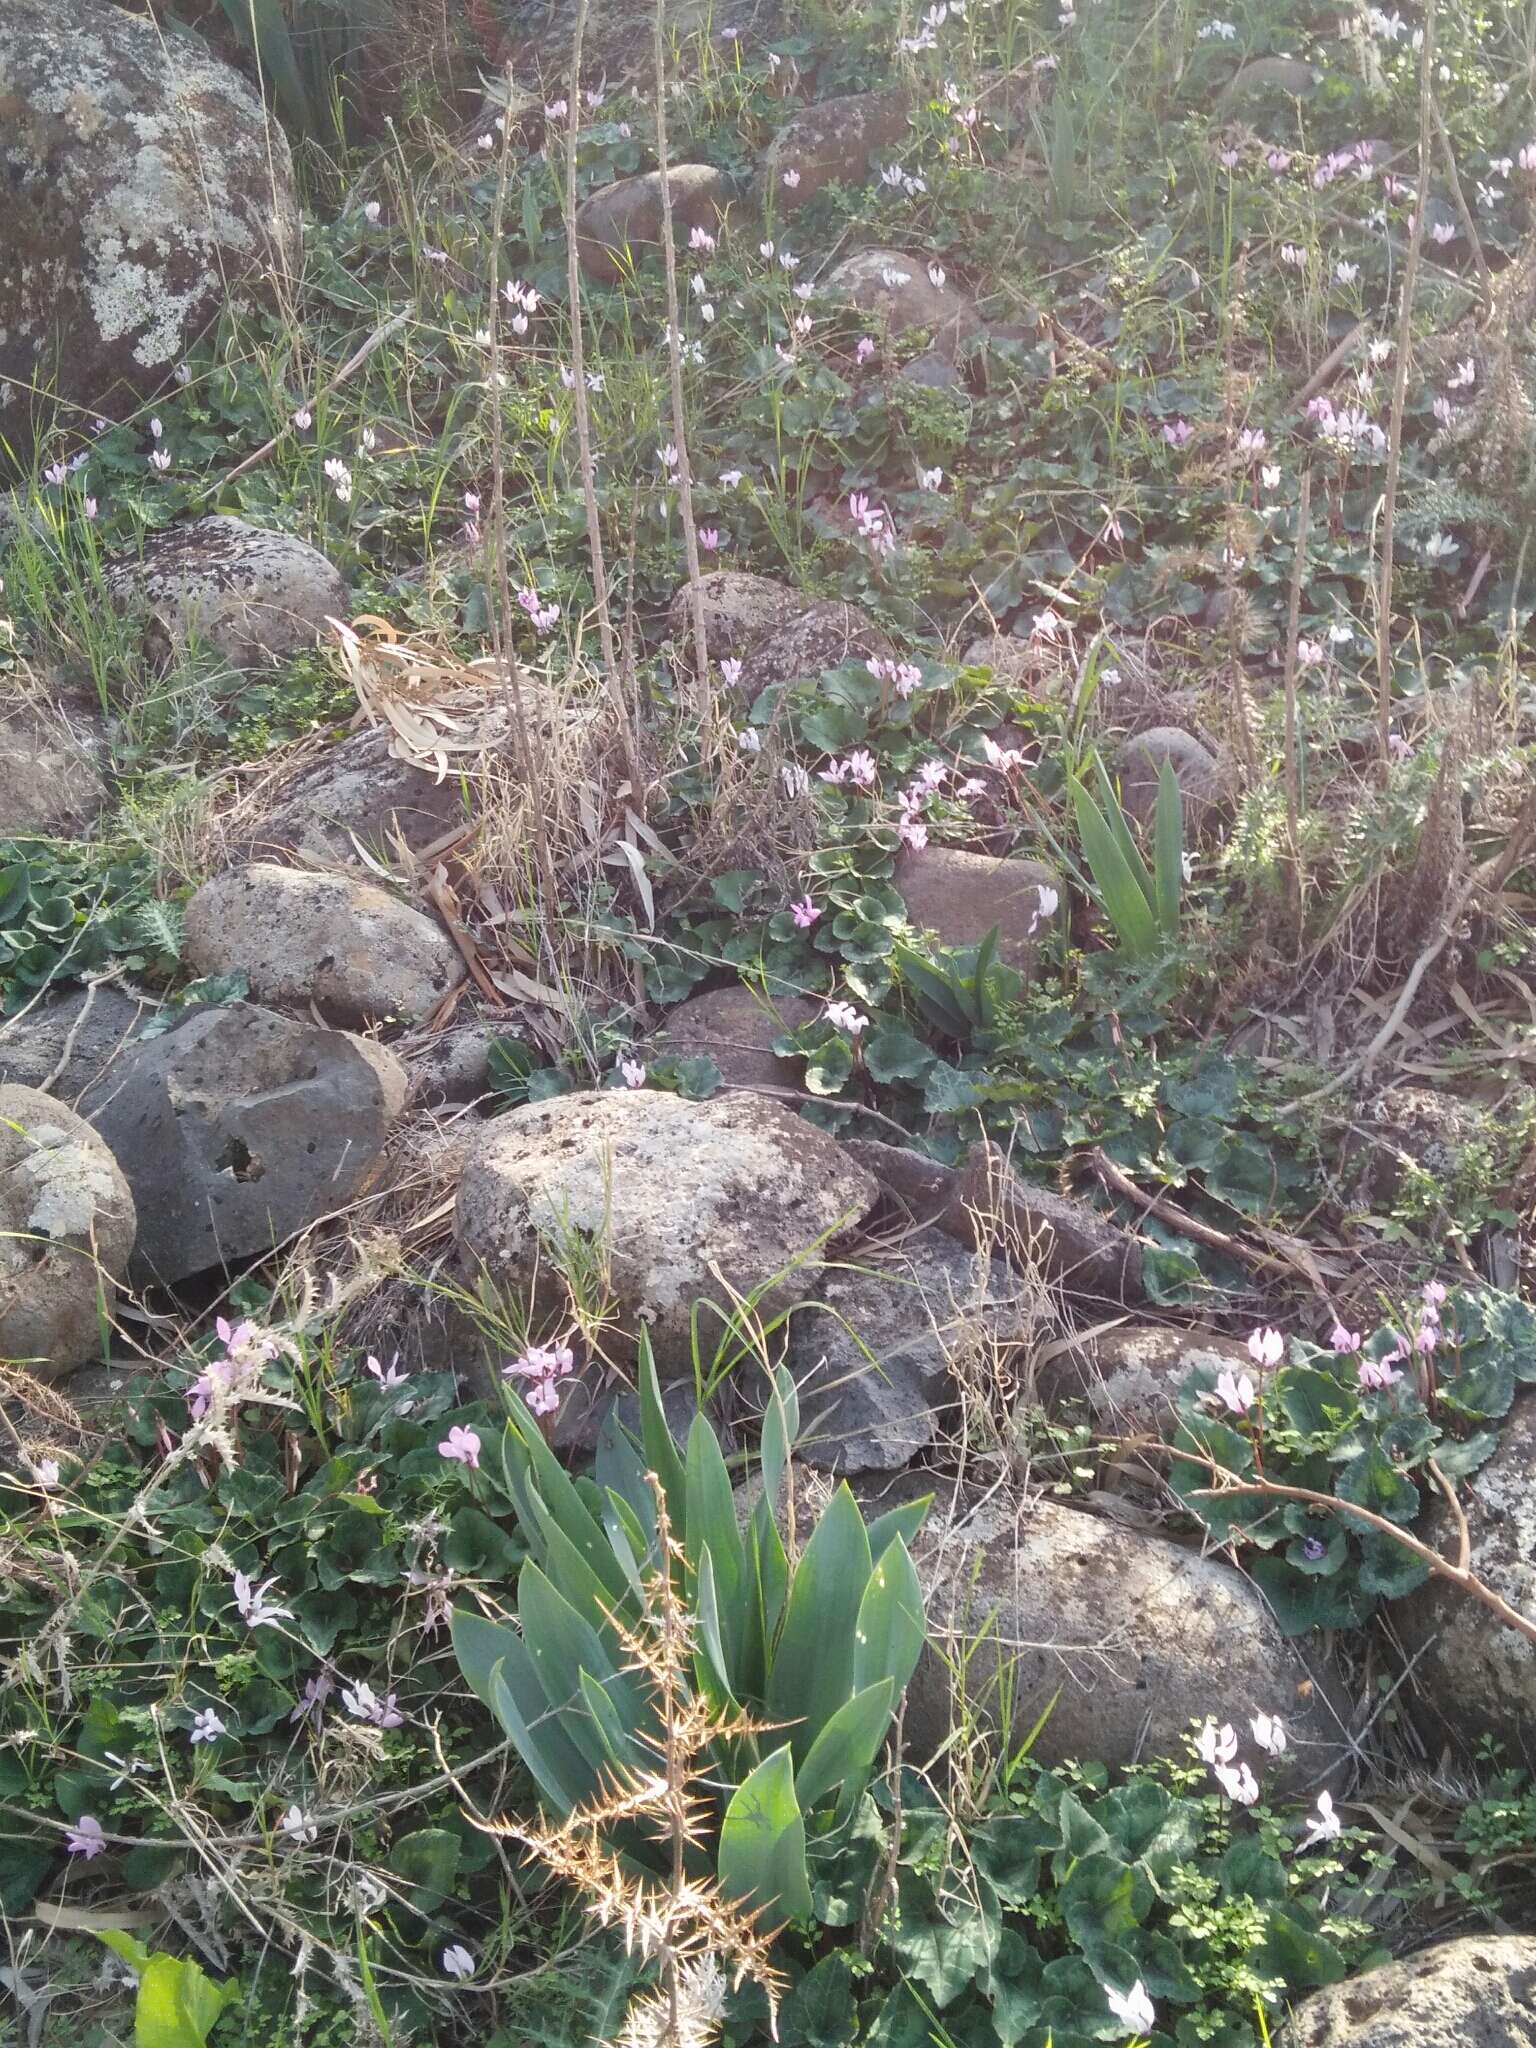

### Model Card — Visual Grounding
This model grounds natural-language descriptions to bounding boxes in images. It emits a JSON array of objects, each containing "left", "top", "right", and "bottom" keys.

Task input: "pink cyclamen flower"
[
  {"left": 1299, "top": 1790, "right": 1342, "bottom": 1849},
  {"left": 824, "top": 1001, "right": 869, "bottom": 1037},
  {"left": 618, "top": 1058, "right": 646, "bottom": 1088},
  {"left": 438, "top": 1426, "right": 481, "bottom": 1469},
  {"left": 366, "top": 1354, "right": 409, "bottom": 1389},
  {"left": 1422, "top": 1280, "right": 1447, "bottom": 1313},
  {"left": 1357, "top": 1354, "right": 1403, "bottom": 1393},
  {"left": 1195, "top": 1719, "right": 1238, "bottom": 1767},
  {"left": 1329, "top": 1324, "right": 1362, "bottom": 1354},
  {"left": 720, "top": 657, "right": 743, "bottom": 687},
  {"left": 1162, "top": 418, "right": 1193, "bottom": 448},
  {"left": 790, "top": 896, "right": 821, "bottom": 928},
  {"left": 697, "top": 527, "right": 720, "bottom": 551},
  {"left": 1247, "top": 1326, "right": 1284, "bottom": 1370},
  {"left": 855, "top": 336, "right": 876, "bottom": 364},
  {"left": 190, "top": 1707, "right": 228, "bottom": 1745},
  {"left": 1212, "top": 1368, "right": 1257, "bottom": 1416},
  {"left": 442, "top": 1945, "right": 475, "bottom": 1981},
  {"left": 1215, "top": 1761, "right": 1260, "bottom": 1806},
  {"left": 1250, "top": 1711, "right": 1287, "bottom": 1756},
  {"left": 1105, "top": 1980, "right": 1155, "bottom": 2037},
  {"left": 66, "top": 1815, "right": 106, "bottom": 1859},
  {"left": 290, "top": 1674, "right": 334, "bottom": 1725}
]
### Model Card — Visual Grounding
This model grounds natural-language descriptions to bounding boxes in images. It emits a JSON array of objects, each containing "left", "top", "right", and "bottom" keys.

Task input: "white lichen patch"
[{"left": 16, "top": 1124, "right": 121, "bottom": 1241}]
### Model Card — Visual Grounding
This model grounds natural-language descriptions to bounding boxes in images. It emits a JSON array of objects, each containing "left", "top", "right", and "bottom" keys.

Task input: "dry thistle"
[{"left": 476, "top": 1482, "right": 787, "bottom": 2047}]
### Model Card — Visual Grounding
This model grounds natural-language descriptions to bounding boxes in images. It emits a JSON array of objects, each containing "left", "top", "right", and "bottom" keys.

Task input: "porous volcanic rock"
[
  {"left": 575, "top": 165, "right": 728, "bottom": 282},
  {"left": 105, "top": 517, "right": 347, "bottom": 670},
  {"left": 1279, "top": 1935, "right": 1536, "bottom": 2047}
]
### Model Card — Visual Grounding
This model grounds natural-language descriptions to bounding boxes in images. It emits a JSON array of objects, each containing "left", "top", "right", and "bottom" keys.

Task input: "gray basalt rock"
[
  {"left": 896, "top": 846, "right": 1062, "bottom": 972},
  {"left": 649, "top": 986, "right": 819, "bottom": 1091},
  {"left": 1396, "top": 1391, "right": 1536, "bottom": 1769},
  {"left": 81, "top": 1002, "right": 406, "bottom": 1287},
  {"left": 738, "top": 600, "right": 895, "bottom": 697},
  {"left": 786, "top": 1230, "right": 1032, "bottom": 1473},
  {"left": 823, "top": 247, "right": 981, "bottom": 359},
  {"left": 1111, "top": 726, "right": 1233, "bottom": 845},
  {"left": 575, "top": 165, "right": 728, "bottom": 282},
  {"left": 761, "top": 90, "right": 914, "bottom": 212},
  {"left": 666, "top": 571, "right": 812, "bottom": 663},
  {"left": 455, "top": 1088, "right": 878, "bottom": 1374},
  {"left": 0, "top": 0, "right": 301, "bottom": 455},
  {"left": 1034, "top": 1322, "right": 1256, "bottom": 1436},
  {"left": 906, "top": 1490, "right": 1348, "bottom": 1791},
  {"left": 0, "top": 987, "right": 157, "bottom": 1103},
  {"left": 1279, "top": 1936, "right": 1536, "bottom": 2047},
  {"left": 0, "top": 700, "right": 106, "bottom": 834},
  {"left": 105, "top": 517, "right": 347, "bottom": 670},
  {"left": 184, "top": 863, "right": 464, "bottom": 1029},
  {"left": 0, "top": 1083, "right": 135, "bottom": 1380}
]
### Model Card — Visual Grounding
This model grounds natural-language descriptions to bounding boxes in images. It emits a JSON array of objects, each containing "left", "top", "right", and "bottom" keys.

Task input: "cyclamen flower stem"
[{"left": 652, "top": 0, "right": 713, "bottom": 733}]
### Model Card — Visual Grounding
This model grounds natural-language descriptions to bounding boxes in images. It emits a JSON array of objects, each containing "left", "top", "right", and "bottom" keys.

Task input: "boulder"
[
  {"left": 823, "top": 247, "right": 980, "bottom": 359},
  {"left": 666, "top": 571, "right": 811, "bottom": 662},
  {"left": 649, "top": 986, "right": 819, "bottom": 1090},
  {"left": 1111, "top": 726, "right": 1232, "bottom": 844},
  {"left": 0, "top": 1084, "right": 135, "bottom": 1380},
  {"left": 1396, "top": 1392, "right": 1536, "bottom": 1769},
  {"left": 1346, "top": 1086, "right": 1508, "bottom": 1216},
  {"left": 575, "top": 165, "right": 728, "bottom": 283},
  {"left": 81, "top": 1002, "right": 406, "bottom": 1287},
  {"left": 897, "top": 350, "right": 964, "bottom": 392},
  {"left": 896, "top": 846, "right": 1061, "bottom": 971},
  {"left": 841, "top": 1137, "right": 966, "bottom": 1232},
  {"left": 762, "top": 90, "right": 914, "bottom": 212},
  {"left": 105, "top": 517, "right": 348, "bottom": 671},
  {"left": 184, "top": 863, "right": 464, "bottom": 1028},
  {"left": 1034, "top": 1322, "right": 1256, "bottom": 1436},
  {"left": 455, "top": 1089, "right": 878, "bottom": 1374},
  {"left": 906, "top": 1491, "right": 1347, "bottom": 1791},
  {"left": 0, "top": 700, "right": 106, "bottom": 834},
  {"left": 737, "top": 599, "right": 895, "bottom": 697},
  {"left": 785, "top": 1230, "right": 1031, "bottom": 1474},
  {"left": 0, "top": 0, "right": 301, "bottom": 455},
  {"left": 403, "top": 1018, "right": 505, "bottom": 1108},
  {"left": 0, "top": 986, "right": 157, "bottom": 1103},
  {"left": 1279, "top": 1936, "right": 1536, "bottom": 2047}
]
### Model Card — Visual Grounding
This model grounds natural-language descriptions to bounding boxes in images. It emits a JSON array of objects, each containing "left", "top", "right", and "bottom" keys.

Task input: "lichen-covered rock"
[
  {"left": 184, "top": 863, "right": 464, "bottom": 1028},
  {"left": 455, "top": 1089, "right": 878, "bottom": 1374},
  {"left": 0, "top": 700, "right": 106, "bottom": 834},
  {"left": 0, "top": 0, "right": 301, "bottom": 455},
  {"left": 0, "top": 1083, "right": 135, "bottom": 1380},
  {"left": 105, "top": 517, "right": 347, "bottom": 670},
  {"left": 896, "top": 846, "right": 1061, "bottom": 971},
  {"left": 666, "top": 571, "right": 811, "bottom": 663},
  {"left": 823, "top": 247, "right": 980, "bottom": 358},
  {"left": 575, "top": 165, "right": 728, "bottom": 282},
  {"left": 786, "top": 1231, "right": 1031, "bottom": 1473},
  {"left": 738, "top": 600, "right": 895, "bottom": 697},
  {"left": 81, "top": 1002, "right": 406, "bottom": 1287},
  {"left": 650, "top": 986, "right": 818, "bottom": 1090},
  {"left": 906, "top": 1490, "right": 1347, "bottom": 1790},
  {"left": 1396, "top": 1392, "right": 1536, "bottom": 1769},
  {"left": 1279, "top": 1935, "right": 1536, "bottom": 2047},
  {"left": 1111, "top": 726, "right": 1233, "bottom": 844},
  {"left": 1346, "top": 1086, "right": 1511, "bottom": 1216},
  {"left": 762, "top": 90, "right": 914, "bottom": 212},
  {"left": 1035, "top": 1322, "right": 1256, "bottom": 1435}
]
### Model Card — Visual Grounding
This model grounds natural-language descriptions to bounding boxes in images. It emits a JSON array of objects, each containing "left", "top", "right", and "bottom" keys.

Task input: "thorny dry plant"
[{"left": 477, "top": 1483, "right": 787, "bottom": 2048}]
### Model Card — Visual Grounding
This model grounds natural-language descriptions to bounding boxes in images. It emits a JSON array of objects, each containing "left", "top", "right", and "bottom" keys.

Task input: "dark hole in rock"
[{"left": 217, "top": 1136, "right": 265, "bottom": 1182}]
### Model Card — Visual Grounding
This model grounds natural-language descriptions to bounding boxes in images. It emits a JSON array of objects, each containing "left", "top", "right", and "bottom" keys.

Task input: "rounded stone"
[
  {"left": 665, "top": 571, "right": 812, "bottom": 663},
  {"left": 1034, "top": 1322, "right": 1258, "bottom": 1436},
  {"left": 0, "top": 1083, "right": 135, "bottom": 1381},
  {"left": 105, "top": 516, "right": 348, "bottom": 670},
  {"left": 184, "top": 863, "right": 465, "bottom": 1028},
  {"left": 0, "top": 0, "right": 301, "bottom": 456},
  {"left": 737, "top": 600, "right": 896, "bottom": 697},
  {"left": 649, "top": 986, "right": 819, "bottom": 1091},
  {"left": 1279, "top": 1935, "right": 1536, "bottom": 2047},
  {"left": 761, "top": 90, "right": 914, "bottom": 213},
  {"left": 906, "top": 1492, "right": 1348, "bottom": 1792},
  {"left": 823, "top": 247, "right": 980, "bottom": 358},
  {"left": 0, "top": 701, "right": 106, "bottom": 835},
  {"left": 575, "top": 165, "right": 728, "bottom": 283},
  {"left": 1111, "top": 726, "right": 1232, "bottom": 844},
  {"left": 896, "top": 846, "right": 1062, "bottom": 971},
  {"left": 455, "top": 1088, "right": 878, "bottom": 1374},
  {"left": 1395, "top": 1392, "right": 1536, "bottom": 1769}
]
